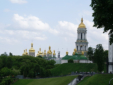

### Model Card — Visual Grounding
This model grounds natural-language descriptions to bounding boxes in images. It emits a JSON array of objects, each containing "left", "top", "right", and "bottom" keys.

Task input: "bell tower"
[{"left": 75, "top": 18, "right": 88, "bottom": 56}]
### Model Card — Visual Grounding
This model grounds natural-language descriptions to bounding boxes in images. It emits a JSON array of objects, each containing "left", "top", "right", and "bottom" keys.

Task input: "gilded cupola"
[
  {"left": 78, "top": 18, "right": 86, "bottom": 28},
  {"left": 29, "top": 43, "right": 35, "bottom": 52},
  {"left": 53, "top": 50, "right": 56, "bottom": 55},
  {"left": 73, "top": 48, "right": 77, "bottom": 55},
  {"left": 82, "top": 51, "right": 84, "bottom": 55},
  {"left": 44, "top": 50, "right": 46, "bottom": 55},
  {"left": 22, "top": 50, "right": 26, "bottom": 56},
  {"left": 37, "top": 48, "right": 43, "bottom": 57},
  {"left": 66, "top": 51, "right": 68, "bottom": 55},
  {"left": 25, "top": 49, "right": 28, "bottom": 55},
  {"left": 47, "top": 46, "right": 52, "bottom": 54}
]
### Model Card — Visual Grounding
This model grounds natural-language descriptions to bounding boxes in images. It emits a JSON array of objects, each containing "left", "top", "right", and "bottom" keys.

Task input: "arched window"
[
  {"left": 80, "top": 46, "right": 82, "bottom": 51},
  {"left": 81, "top": 33, "right": 82, "bottom": 39},
  {"left": 77, "top": 46, "right": 78, "bottom": 50}
]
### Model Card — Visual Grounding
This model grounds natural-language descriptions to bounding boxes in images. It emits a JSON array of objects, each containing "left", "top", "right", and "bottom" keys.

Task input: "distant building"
[
  {"left": 61, "top": 48, "right": 92, "bottom": 64},
  {"left": 58, "top": 51, "right": 60, "bottom": 58}
]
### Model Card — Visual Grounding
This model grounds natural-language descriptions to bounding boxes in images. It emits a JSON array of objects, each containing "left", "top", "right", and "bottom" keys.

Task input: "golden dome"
[
  {"left": 25, "top": 49, "right": 28, "bottom": 55},
  {"left": 37, "top": 48, "right": 44, "bottom": 57},
  {"left": 53, "top": 50, "right": 56, "bottom": 55},
  {"left": 74, "top": 48, "right": 77, "bottom": 52},
  {"left": 47, "top": 46, "right": 52, "bottom": 54},
  {"left": 78, "top": 18, "right": 86, "bottom": 28},
  {"left": 29, "top": 43, "right": 35, "bottom": 52},
  {"left": 82, "top": 51, "right": 84, "bottom": 55},
  {"left": 38, "top": 48, "right": 43, "bottom": 54},
  {"left": 73, "top": 48, "right": 77, "bottom": 55},
  {"left": 44, "top": 50, "right": 46, "bottom": 55},
  {"left": 66, "top": 51, "right": 68, "bottom": 55},
  {"left": 22, "top": 50, "right": 26, "bottom": 56}
]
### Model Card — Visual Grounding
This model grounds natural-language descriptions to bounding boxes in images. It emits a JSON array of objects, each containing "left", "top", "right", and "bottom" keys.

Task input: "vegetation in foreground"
[
  {"left": 0, "top": 54, "right": 56, "bottom": 85},
  {"left": 77, "top": 74, "right": 113, "bottom": 85},
  {"left": 51, "top": 63, "right": 106, "bottom": 76},
  {"left": 12, "top": 75, "right": 77, "bottom": 85}
]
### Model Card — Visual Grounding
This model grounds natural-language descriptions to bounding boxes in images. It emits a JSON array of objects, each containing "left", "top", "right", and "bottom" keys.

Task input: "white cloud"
[
  {"left": 84, "top": 19, "right": 108, "bottom": 49},
  {"left": 13, "top": 14, "right": 49, "bottom": 30},
  {"left": 10, "top": 0, "right": 27, "bottom": 4},
  {"left": 13, "top": 14, "right": 59, "bottom": 34},
  {"left": 0, "top": 36, "right": 19, "bottom": 44},
  {"left": 0, "top": 30, "right": 47, "bottom": 44},
  {"left": 56, "top": 21, "right": 78, "bottom": 42},
  {"left": 58, "top": 21, "right": 78, "bottom": 33}
]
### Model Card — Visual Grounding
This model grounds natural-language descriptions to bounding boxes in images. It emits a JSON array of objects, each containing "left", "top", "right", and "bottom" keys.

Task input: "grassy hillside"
[
  {"left": 51, "top": 63, "right": 106, "bottom": 76},
  {"left": 12, "top": 76, "right": 77, "bottom": 85},
  {"left": 77, "top": 74, "right": 113, "bottom": 85}
]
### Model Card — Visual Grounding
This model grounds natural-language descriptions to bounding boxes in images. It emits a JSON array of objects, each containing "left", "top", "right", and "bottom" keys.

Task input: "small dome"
[
  {"left": 47, "top": 46, "right": 52, "bottom": 54},
  {"left": 53, "top": 50, "right": 56, "bottom": 55},
  {"left": 78, "top": 18, "right": 86, "bottom": 28},
  {"left": 25, "top": 49, "right": 28, "bottom": 55},
  {"left": 29, "top": 43, "right": 35, "bottom": 52},
  {"left": 82, "top": 51, "right": 84, "bottom": 55},
  {"left": 22, "top": 50, "right": 26, "bottom": 55},
  {"left": 44, "top": 50, "right": 46, "bottom": 55},
  {"left": 66, "top": 51, "right": 68, "bottom": 55}
]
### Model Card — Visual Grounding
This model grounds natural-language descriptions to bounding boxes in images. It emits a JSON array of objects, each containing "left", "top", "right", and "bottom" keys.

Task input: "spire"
[
  {"left": 31, "top": 43, "right": 33, "bottom": 47},
  {"left": 81, "top": 18, "right": 83, "bottom": 22}
]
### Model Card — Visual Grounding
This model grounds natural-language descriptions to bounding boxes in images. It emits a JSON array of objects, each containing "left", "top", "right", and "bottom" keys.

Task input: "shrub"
[{"left": 68, "top": 59, "right": 74, "bottom": 63}]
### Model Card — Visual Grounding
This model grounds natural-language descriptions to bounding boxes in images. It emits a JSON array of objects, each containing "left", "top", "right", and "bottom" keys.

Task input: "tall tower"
[{"left": 75, "top": 18, "right": 88, "bottom": 56}]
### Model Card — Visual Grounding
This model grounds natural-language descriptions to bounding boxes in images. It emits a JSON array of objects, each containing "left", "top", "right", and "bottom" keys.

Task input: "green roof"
[{"left": 62, "top": 53, "right": 88, "bottom": 60}]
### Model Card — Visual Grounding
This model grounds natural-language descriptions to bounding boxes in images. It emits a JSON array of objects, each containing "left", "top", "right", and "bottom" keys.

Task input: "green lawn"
[
  {"left": 77, "top": 74, "right": 113, "bottom": 85},
  {"left": 51, "top": 63, "right": 106, "bottom": 76},
  {"left": 12, "top": 75, "right": 77, "bottom": 85}
]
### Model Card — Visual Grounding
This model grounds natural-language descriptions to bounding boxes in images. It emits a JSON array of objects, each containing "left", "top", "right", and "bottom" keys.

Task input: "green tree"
[
  {"left": 90, "top": 0, "right": 113, "bottom": 44},
  {"left": 87, "top": 47, "right": 94, "bottom": 61},
  {"left": 103, "top": 50, "right": 108, "bottom": 62},
  {"left": 94, "top": 44, "right": 104, "bottom": 72},
  {"left": 9, "top": 52, "right": 13, "bottom": 56},
  {"left": 68, "top": 59, "right": 74, "bottom": 63},
  {"left": 7, "top": 57, "right": 13, "bottom": 68}
]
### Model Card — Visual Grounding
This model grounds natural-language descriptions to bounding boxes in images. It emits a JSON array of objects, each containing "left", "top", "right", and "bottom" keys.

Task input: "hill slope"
[
  {"left": 51, "top": 63, "right": 106, "bottom": 76},
  {"left": 12, "top": 76, "right": 77, "bottom": 85},
  {"left": 77, "top": 74, "right": 113, "bottom": 85}
]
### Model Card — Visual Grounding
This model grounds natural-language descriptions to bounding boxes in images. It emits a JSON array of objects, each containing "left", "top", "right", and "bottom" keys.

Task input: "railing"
[{"left": 109, "top": 78, "right": 113, "bottom": 85}]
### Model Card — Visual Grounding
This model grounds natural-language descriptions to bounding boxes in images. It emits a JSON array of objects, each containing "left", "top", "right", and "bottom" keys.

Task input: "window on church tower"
[{"left": 81, "top": 33, "right": 82, "bottom": 39}]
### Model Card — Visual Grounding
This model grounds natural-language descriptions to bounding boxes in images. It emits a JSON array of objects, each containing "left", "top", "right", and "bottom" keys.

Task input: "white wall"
[{"left": 61, "top": 60, "right": 68, "bottom": 64}]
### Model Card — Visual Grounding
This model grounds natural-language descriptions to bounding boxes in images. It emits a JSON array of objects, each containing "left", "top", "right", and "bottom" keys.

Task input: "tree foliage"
[
  {"left": 103, "top": 50, "right": 108, "bottom": 62},
  {"left": 87, "top": 47, "right": 94, "bottom": 61},
  {"left": 94, "top": 44, "right": 104, "bottom": 72},
  {"left": 90, "top": 0, "right": 113, "bottom": 44},
  {"left": 0, "top": 55, "right": 55, "bottom": 79},
  {"left": 68, "top": 59, "right": 74, "bottom": 63}
]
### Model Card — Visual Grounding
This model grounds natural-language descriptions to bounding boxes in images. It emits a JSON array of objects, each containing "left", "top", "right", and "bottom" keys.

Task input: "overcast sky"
[{"left": 0, "top": 0, "right": 108, "bottom": 57}]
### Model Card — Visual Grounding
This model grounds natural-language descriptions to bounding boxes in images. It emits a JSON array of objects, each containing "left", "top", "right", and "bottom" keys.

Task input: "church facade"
[{"left": 61, "top": 18, "right": 91, "bottom": 64}]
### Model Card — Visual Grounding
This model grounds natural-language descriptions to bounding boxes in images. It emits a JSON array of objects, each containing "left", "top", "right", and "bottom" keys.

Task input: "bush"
[{"left": 68, "top": 59, "right": 74, "bottom": 63}]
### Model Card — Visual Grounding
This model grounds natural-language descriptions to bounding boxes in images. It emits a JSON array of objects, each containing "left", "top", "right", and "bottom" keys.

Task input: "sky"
[{"left": 0, "top": 0, "right": 108, "bottom": 57}]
